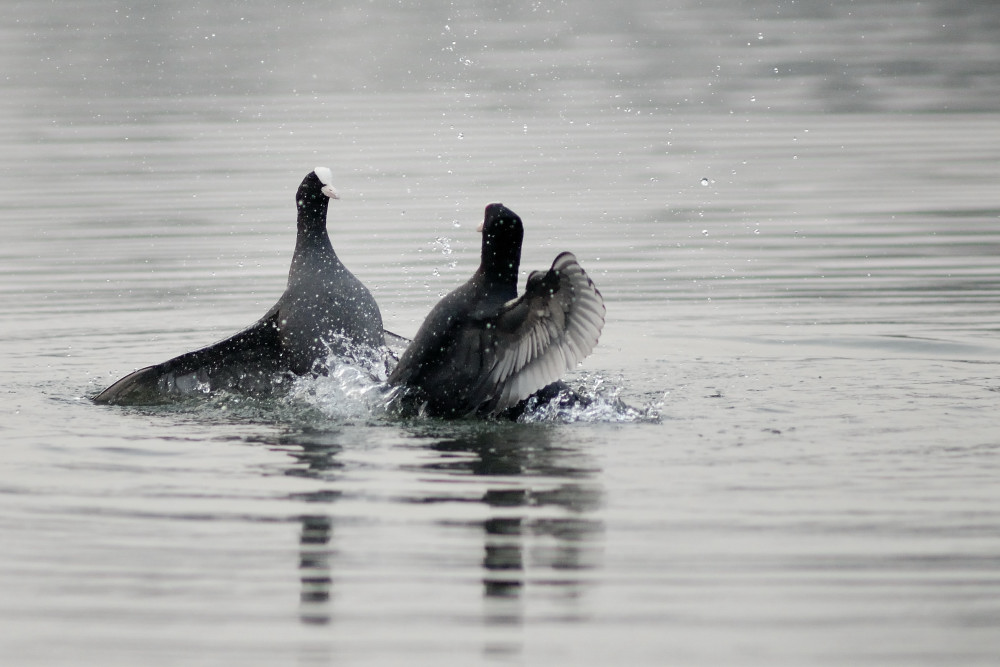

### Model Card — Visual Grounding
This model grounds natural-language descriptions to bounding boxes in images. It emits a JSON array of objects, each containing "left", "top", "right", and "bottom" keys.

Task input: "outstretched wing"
[
  {"left": 92, "top": 307, "right": 284, "bottom": 405},
  {"left": 468, "top": 252, "right": 605, "bottom": 416}
]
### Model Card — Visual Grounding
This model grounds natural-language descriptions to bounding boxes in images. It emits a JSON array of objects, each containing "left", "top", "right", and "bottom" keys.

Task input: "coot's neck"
[
  {"left": 297, "top": 189, "right": 329, "bottom": 232},
  {"left": 289, "top": 206, "right": 338, "bottom": 296},
  {"left": 479, "top": 234, "right": 521, "bottom": 297},
  {"left": 294, "top": 186, "right": 336, "bottom": 252}
]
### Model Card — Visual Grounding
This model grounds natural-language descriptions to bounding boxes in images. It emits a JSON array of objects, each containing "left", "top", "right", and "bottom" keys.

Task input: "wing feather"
[
  {"left": 93, "top": 308, "right": 284, "bottom": 405},
  {"left": 468, "top": 252, "right": 605, "bottom": 415}
]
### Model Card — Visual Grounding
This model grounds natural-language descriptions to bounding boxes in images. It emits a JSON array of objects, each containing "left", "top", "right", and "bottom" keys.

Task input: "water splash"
[
  {"left": 431, "top": 236, "right": 454, "bottom": 255},
  {"left": 157, "top": 331, "right": 654, "bottom": 426},
  {"left": 285, "top": 365, "right": 656, "bottom": 426},
  {"left": 285, "top": 362, "right": 390, "bottom": 422},
  {"left": 283, "top": 337, "right": 398, "bottom": 422},
  {"left": 517, "top": 374, "right": 660, "bottom": 424}
]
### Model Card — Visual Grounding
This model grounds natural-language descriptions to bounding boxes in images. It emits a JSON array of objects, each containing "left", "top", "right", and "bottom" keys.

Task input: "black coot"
[
  {"left": 94, "top": 168, "right": 386, "bottom": 405},
  {"left": 387, "top": 203, "right": 605, "bottom": 418}
]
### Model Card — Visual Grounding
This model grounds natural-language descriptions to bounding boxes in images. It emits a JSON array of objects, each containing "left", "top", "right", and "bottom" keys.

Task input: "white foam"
[{"left": 516, "top": 373, "right": 660, "bottom": 424}]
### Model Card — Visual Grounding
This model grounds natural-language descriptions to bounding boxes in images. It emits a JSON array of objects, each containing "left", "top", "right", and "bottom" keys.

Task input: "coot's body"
[
  {"left": 93, "top": 168, "right": 385, "bottom": 405},
  {"left": 388, "top": 203, "right": 604, "bottom": 418}
]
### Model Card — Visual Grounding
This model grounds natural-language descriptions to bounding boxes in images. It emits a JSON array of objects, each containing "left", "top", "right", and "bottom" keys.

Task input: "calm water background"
[{"left": 3, "top": 1, "right": 1000, "bottom": 665}]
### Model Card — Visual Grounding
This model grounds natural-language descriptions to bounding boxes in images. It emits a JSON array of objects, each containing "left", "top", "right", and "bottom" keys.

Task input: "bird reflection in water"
[
  {"left": 278, "top": 432, "right": 345, "bottom": 627},
  {"left": 298, "top": 512, "right": 335, "bottom": 625},
  {"left": 428, "top": 425, "right": 603, "bottom": 658},
  {"left": 272, "top": 424, "right": 603, "bottom": 650}
]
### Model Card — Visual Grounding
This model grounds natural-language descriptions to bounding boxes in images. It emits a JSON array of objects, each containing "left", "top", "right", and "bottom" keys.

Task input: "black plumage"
[
  {"left": 388, "top": 203, "right": 605, "bottom": 418},
  {"left": 93, "top": 168, "right": 386, "bottom": 405}
]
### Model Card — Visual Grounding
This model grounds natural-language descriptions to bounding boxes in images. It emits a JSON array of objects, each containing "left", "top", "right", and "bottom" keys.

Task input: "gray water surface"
[{"left": 3, "top": 1, "right": 1000, "bottom": 665}]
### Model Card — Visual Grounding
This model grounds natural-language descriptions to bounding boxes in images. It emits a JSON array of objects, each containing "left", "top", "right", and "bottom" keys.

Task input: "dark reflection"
[
  {"left": 482, "top": 513, "right": 525, "bottom": 631},
  {"left": 285, "top": 442, "right": 345, "bottom": 480},
  {"left": 247, "top": 427, "right": 347, "bottom": 480},
  {"left": 297, "top": 513, "right": 334, "bottom": 625},
  {"left": 259, "top": 421, "right": 602, "bottom": 646},
  {"left": 423, "top": 423, "right": 604, "bottom": 654},
  {"left": 427, "top": 424, "right": 602, "bottom": 481},
  {"left": 288, "top": 433, "right": 347, "bottom": 626},
  {"left": 258, "top": 428, "right": 349, "bottom": 626}
]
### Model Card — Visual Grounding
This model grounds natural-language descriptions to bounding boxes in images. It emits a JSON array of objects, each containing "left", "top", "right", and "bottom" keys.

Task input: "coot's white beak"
[{"left": 314, "top": 166, "right": 339, "bottom": 199}]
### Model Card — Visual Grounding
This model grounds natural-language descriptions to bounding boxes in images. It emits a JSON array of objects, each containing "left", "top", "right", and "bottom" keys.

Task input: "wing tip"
[{"left": 481, "top": 252, "right": 607, "bottom": 416}]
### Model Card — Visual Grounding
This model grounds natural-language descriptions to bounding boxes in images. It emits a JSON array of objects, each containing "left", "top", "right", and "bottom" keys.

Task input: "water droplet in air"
[{"left": 700, "top": 178, "right": 710, "bottom": 186}]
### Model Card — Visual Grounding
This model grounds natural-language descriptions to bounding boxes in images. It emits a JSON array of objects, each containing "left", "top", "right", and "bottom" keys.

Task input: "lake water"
[{"left": 3, "top": 1, "right": 1000, "bottom": 665}]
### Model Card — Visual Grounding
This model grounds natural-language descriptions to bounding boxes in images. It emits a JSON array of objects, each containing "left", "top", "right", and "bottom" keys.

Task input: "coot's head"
[
  {"left": 296, "top": 167, "right": 339, "bottom": 225},
  {"left": 477, "top": 203, "right": 523, "bottom": 282}
]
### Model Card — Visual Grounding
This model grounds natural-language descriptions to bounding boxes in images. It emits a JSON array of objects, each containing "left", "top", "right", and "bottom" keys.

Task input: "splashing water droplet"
[
  {"left": 431, "top": 237, "right": 453, "bottom": 255},
  {"left": 517, "top": 373, "right": 659, "bottom": 424}
]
